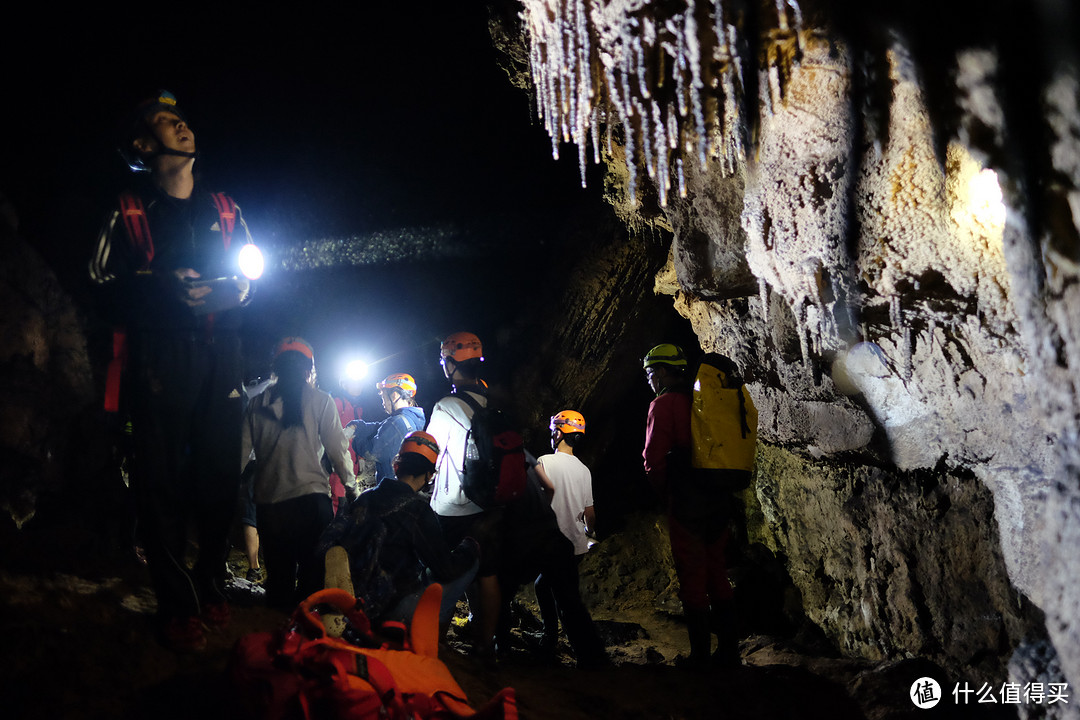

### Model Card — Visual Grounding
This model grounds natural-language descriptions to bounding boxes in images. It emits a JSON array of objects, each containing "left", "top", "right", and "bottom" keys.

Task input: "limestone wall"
[{"left": 506, "top": 0, "right": 1080, "bottom": 689}]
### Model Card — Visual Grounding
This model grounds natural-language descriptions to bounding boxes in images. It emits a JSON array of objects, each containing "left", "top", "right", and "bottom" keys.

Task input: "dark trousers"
[
  {"left": 258, "top": 493, "right": 334, "bottom": 611},
  {"left": 534, "top": 554, "right": 583, "bottom": 641},
  {"left": 503, "top": 553, "right": 605, "bottom": 664},
  {"left": 129, "top": 332, "right": 242, "bottom": 621}
]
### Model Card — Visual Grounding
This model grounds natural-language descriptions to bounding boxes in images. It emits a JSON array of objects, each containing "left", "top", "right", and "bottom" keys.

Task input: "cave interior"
[{"left": 2, "top": 0, "right": 1080, "bottom": 718}]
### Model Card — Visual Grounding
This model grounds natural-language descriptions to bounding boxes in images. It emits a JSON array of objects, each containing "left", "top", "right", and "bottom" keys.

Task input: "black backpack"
[{"left": 455, "top": 392, "right": 528, "bottom": 509}]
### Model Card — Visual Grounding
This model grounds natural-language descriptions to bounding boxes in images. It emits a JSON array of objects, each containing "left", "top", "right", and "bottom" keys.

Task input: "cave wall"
[{"left": 502, "top": 0, "right": 1080, "bottom": 687}]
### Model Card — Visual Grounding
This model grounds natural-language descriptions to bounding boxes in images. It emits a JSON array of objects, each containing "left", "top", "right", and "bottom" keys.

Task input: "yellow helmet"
[
  {"left": 550, "top": 410, "right": 586, "bottom": 435},
  {"left": 642, "top": 343, "right": 686, "bottom": 370},
  {"left": 377, "top": 373, "right": 417, "bottom": 398}
]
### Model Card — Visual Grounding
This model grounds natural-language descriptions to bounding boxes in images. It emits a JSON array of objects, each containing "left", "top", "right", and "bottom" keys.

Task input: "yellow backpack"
[{"left": 690, "top": 355, "right": 758, "bottom": 476}]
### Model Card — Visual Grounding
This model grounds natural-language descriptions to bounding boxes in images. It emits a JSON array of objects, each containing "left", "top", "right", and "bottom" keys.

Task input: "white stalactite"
[{"left": 521, "top": 0, "right": 805, "bottom": 207}]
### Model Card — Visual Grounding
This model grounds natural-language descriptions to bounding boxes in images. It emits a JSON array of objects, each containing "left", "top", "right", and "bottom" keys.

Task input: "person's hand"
[
  {"left": 174, "top": 268, "right": 212, "bottom": 307},
  {"left": 345, "top": 484, "right": 360, "bottom": 504},
  {"left": 234, "top": 276, "right": 251, "bottom": 303}
]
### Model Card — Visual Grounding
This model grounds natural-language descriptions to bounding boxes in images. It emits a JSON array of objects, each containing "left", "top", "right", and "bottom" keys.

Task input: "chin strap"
[{"left": 154, "top": 147, "right": 198, "bottom": 160}]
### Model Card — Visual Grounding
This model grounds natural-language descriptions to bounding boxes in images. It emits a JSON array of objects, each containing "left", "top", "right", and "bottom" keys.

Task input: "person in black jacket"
[
  {"left": 89, "top": 90, "right": 258, "bottom": 652},
  {"left": 318, "top": 432, "right": 479, "bottom": 629}
]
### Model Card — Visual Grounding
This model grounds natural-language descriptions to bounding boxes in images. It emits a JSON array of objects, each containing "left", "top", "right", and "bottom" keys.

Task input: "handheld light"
[{"left": 238, "top": 243, "right": 265, "bottom": 280}]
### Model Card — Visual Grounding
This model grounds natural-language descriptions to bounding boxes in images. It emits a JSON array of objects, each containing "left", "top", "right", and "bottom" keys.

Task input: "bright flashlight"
[
  {"left": 238, "top": 243, "right": 265, "bottom": 280},
  {"left": 345, "top": 360, "right": 369, "bottom": 381}
]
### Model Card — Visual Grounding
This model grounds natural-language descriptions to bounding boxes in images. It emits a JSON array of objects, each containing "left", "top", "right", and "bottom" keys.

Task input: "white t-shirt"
[
  {"left": 537, "top": 451, "right": 593, "bottom": 555},
  {"left": 425, "top": 390, "right": 486, "bottom": 517}
]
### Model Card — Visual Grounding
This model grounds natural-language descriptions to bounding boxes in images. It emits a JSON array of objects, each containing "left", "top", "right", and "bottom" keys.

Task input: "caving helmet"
[
  {"left": 377, "top": 373, "right": 417, "bottom": 398},
  {"left": 550, "top": 410, "right": 586, "bottom": 435},
  {"left": 440, "top": 332, "right": 484, "bottom": 364},
  {"left": 642, "top": 343, "right": 687, "bottom": 371},
  {"left": 274, "top": 336, "right": 315, "bottom": 361},
  {"left": 399, "top": 431, "right": 440, "bottom": 465},
  {"left": 119, "top": 89, "right": 197, "bottom": 172}
]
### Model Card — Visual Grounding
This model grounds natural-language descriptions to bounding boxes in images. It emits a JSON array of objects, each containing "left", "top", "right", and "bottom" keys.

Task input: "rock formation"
[{"left": 498, "top": 0, "right": 1080, "bottom": 694}]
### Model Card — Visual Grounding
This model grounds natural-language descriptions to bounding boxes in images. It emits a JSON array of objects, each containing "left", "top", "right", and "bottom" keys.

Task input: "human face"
[
  {"left": 379, "top": 389, "right": 395, "bottom": 415},
  {"left": 144, "top": 110, "right": 195, "bottom": 155},
  {"left": 645, "top": 366, "right": 664, "bottom": 395},
  {"left": 340, "top": 378, "right": 364, "bottom": 398}
]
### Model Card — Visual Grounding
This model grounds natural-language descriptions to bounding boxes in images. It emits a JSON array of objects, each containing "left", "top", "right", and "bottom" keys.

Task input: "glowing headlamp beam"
[{"left": 344, "top": 360, "right": 369, "bottom": 382}]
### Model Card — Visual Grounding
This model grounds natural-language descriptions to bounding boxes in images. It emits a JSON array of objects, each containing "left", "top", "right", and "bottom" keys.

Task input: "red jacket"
[
  {"left": 643, "top": 389, "right": 691, "bottom": 497},
  {"left": 330, "top": 396, "right": 362, "bottom": 497}
]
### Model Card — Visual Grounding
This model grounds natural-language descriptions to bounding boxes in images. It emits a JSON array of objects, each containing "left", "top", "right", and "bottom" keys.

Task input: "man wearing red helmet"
[
  {"left": 318, "top": 432, "right": 478, "bottom": 627},
  {"left": 425, "top": 332, "right": 502, "bottom": 659},
  {"left": 350, "top": 373, "right": 426, "bottom": 487}
]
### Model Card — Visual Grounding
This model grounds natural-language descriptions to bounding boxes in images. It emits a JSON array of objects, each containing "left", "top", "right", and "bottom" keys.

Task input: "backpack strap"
[
  {"left": 209, "top": 192, "right": 237, "bottom": 250},
  {"left": 104, "top": 192, "right": 151, "bottom": 412},
  {"left": 103, "top": 328, "right": 128, "bottom": 413},
  {"left": 453, "top": 389, "right": 483, "bottom": 415},
  {"left": 117, "top": 192, "right": 154, "bottom": 270},
  {"left": 737, "top": 386, "right": 750, "bottom": 439}
]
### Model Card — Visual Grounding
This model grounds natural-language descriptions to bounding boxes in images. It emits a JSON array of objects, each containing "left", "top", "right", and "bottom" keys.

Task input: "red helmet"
[
  {"left": 550, "top": 410, "right": 586, "bottom": 435},
  {"left": 274, "top": 337, "right": 314, "bottom": 360},
  {"left": 440, "top": 332, "right": 483, "bottom": 363},
  {"left": 399, "top": 431, "right": 440, "bottom": 465},
  {"left": 377, "top": 373, "right": 417, "bottom": 398}
]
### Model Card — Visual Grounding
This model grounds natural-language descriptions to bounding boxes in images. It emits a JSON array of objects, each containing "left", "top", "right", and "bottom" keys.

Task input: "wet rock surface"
[{"left": 497, "top": 0, "right": 1080, "bottom": 697}]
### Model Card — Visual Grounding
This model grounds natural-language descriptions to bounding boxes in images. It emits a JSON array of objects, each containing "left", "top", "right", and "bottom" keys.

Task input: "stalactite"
[
  {"left": 521, "top": 0, "right": 807, "bottom": 208},
  {"left": 759, "top": 276, "right": 770, "bottom": 323}
]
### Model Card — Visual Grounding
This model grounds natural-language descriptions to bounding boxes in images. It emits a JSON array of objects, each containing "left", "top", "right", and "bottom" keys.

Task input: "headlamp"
[{"left": 344, "top": 360, "right": 369, "bottom": 382}]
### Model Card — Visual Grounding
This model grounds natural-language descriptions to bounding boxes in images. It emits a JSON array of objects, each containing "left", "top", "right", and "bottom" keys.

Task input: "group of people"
[
  {"left": 312, "top": 331, "right": 607, "bottom": 668},
  {"left": 89, "top": 89, "right": 750, "bottom": 670}
]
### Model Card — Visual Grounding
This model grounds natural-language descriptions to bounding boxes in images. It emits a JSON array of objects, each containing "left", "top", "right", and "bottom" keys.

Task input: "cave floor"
[{"left": 0, "top": 515, "right": 999, "bottom": 720}]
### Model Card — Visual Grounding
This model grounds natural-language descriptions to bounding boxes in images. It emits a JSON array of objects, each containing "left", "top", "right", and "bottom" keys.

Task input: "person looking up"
[
  {"left": 242, "top": 338, "right": 358, "bottom": 612},
  {"left": 88, "top": 90, "right": 257, "bottom": 653}
]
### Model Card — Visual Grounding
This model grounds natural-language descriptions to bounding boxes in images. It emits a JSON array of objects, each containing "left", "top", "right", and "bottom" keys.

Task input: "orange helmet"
[
  {"left": 274, "top": 337, "right": 314, "bottom": 360},
  {"left": 550, "top": 410, "right": 586, "bottom": 435},
  {"left": 440, "top": 332, "right": 483, "bottom": 363},
  {"left": 377, "top": 373, "right": 417, "bottom": 398},
  {"left": 398, "top": 431, "right": 440, "bottom": 466}
]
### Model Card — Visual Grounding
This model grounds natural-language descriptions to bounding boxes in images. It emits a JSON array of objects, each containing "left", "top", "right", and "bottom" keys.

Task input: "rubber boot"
[
  {"left": 678, "top": 608, "right": 713, "bottom": 669},
  {"left": 711, "top": 598, "right": 741, "bottom": 667}
]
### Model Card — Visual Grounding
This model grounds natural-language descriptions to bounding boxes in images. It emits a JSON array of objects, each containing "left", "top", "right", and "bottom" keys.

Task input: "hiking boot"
[
  {"left": 161, "top": 616, "right": 207, "bottom": 653},
  {"left": 202, "top": 601, "right": 231, "bottom": 631},
  {"left": 245, "top": 567, "right": 263, "bottom": 583}
]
